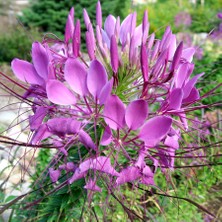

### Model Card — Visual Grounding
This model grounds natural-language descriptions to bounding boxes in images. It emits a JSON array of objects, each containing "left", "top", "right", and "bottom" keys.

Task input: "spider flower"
[{"left": 10, "top": 1, "right": 204, "bottom": 195}]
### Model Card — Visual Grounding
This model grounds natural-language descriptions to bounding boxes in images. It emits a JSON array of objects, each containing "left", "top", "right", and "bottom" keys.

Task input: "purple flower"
[
  {"left": 175, "top": 12, "right": 192, "bottom": 28},
  {"left": 8, "top": 0, "right": 209, "bottom": 207}
]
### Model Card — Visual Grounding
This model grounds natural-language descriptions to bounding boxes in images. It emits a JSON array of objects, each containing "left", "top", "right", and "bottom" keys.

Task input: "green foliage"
[
  {"left": 0, "top": 26, "right": 40, "bottom": 64},
  {"left": 195, "top": 53, "right": 222, "bottom": 106},
  {"left": 135, "top": 0, "right": 222, "bottom": 38},
  {"left": 19, "top": 0, "right": 130, "bottom": 39}
]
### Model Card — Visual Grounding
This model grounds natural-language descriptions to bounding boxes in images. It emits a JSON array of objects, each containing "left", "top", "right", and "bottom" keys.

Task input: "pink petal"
[
  {"left": 171, "top": 41, "right": 183, "bottom": 72},
  {"left": 164, "top": 135, "right": 179, "bottom": 149},
  {"left": 31, "top": 124, "right": 52, "bottom": 145},
  {"left": 65, "top": 14, "right": 74, "bottom": 43},
  {"left": 29, "top": 107, "right": 48, "bottom": 130},
  {"left": 168, "top": 88, "right": 183, "bottom": 110},
  {"left": 142, "top": 10, "right": 148, "bottom": 32},
  {"left": 104, "top": 15, "right": 116, "bottom": 39},
  {"left": 11, "top": 58, "right": 44, "bottom": 85},
  {"left": 139, "top": 116, "right": 172, "bottom": 147},
  {"left": 175, "top": 63, "right": 189, "bottom": 88},
  {"left": 183, "top": 73, "right": 204, "bottom": 99},
  {"left": 168, "top": 34, "right": 177, "bottom": 60},
  {"left": 96, "top": 1, "right": 102, "bottom": 28},
  {"left": 125, "top": 99, "right": 148, "bottom": 130},
  {"left": 103, "top": 95, "right": 125, "bottom": 130},
  {"left": 182, "top": 87, "right": 200, "bottom": 104},
  {"left": 140, "top": 43, "right": 148, "bottom": 82},
  {"left": 134, "top": 24, "right": 143, "bottom": 47},
  {"left": 49, "top": 168, "right": 60, "bottom": 183},
  {"left": 83, "top": 9, "right": 91, "bottom": 29},
  {"left": 32, "top": 42, "right": 49, "bottom": 80},
  {"left": 84, "top": 179, "right": 102, "bottom": 192},
  {"left": 116, "top": 166, "right": 141, "bottom": 185},
  {"left": 100, "top": 126, "right": 112, "bottom": 146},
  {"left": 119, "top": 13, "right": 134, "bottom": 46},
  {"left": 46, "top": 80, "right": 76, "bottom": 105},
  {"left": 98, "top": 78, "right": 114, "bottom": 105},
  {"left": 141, "top": 176, "right": 155, "bottom": 186},
  {"left": 101, "top": 29, "right": 110, "bottom": 48},
  {"left": 69, "top": 170, "right": 87, "bottom": 184},
  {"left": 47, "top": 118, "right": 81, "bottom": 136},
  {"left": 79, "top": 130, "right": 96, "bottom": 150},
  {"left": 73, "top": 19, "right": 81, "bottom": 57},
  {"left": 110, "top": 35, "right": 119, "bottom": 73},
  {"left": 86, "top": 31, "right": 95, "bottom": 60},
  {"left": 65, "top": 58, "right": 88, "bottom": 96},
  {"left": 87, "top": 60, "right": 108, "bottom": 99},
  {"left": 182, "top": 47, "right": 195, "bottom": 62},
  {"left": 92, "top": 156, "right": 119, "bottom": 176}
]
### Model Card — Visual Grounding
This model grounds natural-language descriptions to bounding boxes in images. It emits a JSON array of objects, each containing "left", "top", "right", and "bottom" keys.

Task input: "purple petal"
[
  {"left": 65, "top": 14, "right": 74, "bottom": 43},
  {"left": 79, "top": 130, "right": 96, "bottom": 150},
  {"left": 96, "top": 25, "right": 102, "bottom": 45},
  {"left": 83, "top": 9, "right": 91, "bottom": 29},
  {"left": 104, "top": 15, "right": 116, "bottom": 39},
  {"left": 134, "top": 24, "right": 143, "bottom": 47},
  {"left": 31, "top": 124, "right": 52, "bottom": 145},
  {"left": 140, "top": 43, "right": 148, "bottom": 82},
  {"left": 147, "top": 33, "right": 155, "bottom": 49},
  {"left": 87, "top": 60, "right": 108, "bottom": 99},
  {"left": 175, "top": 63, "right": 189, "bottom": 88},
  {"left": 49, "top": 168, "right": 60, "bottom": 183},
  {"left": 129, "top": 35, "right": 136, "bottom": 65},
  {"left": 160, "top": 26, "right": 171, "bottom": 50},
  {"left": 110, "top": 35, "right": 119, "bottom": 73},
  {"left": 46, "top": 80, "right": 76, "bottom": 105},
  {"left": 183, "top": 73, "right": 204, "bottom": 99},
  {"left": 101, "top": 29, "right": 111, "bottom": 48},
  {"left": 29, "top": 107, "right": 48, "bottom": 130},
  {"left": 151, "top": 40, "right": 160, "bottom": 61},
  {"left": 103, "top": 95, "right": 125, "bottom": 130},
  {"left": 171, "top": 41, "right": 183, "bottom": 72},
  {"left": 141, "top": 177, "right": 155, "bottom": 186},
  {"left": 142, "top": 10, "right": 148, "bottom": 32},
  {"left": 119, "top": 13, "right": 134, "bottom": 46},
  {"left": 99, "top": 78, "right": 113, "bottom": 105},
  {"left": 115, "top": 16, "right": 120, "bottom": 38},
  {"left": 86, "top": 31, "right": 95, "bottom": 60},
  {"left": 73, "top": 19, "right": 81, "bottom": 57},
  {"left": 65, "top": 58, "right": 88, "bottom": 96},
  {"left": 182, "top": 87, "right": 200, "bottom": 104},
  {"left": 47, "top": 118, "right": 81, "bottom": 136},
  {"left": 168, "top": 88, "right": 183, "bottom": 110},
  {"left": 116, "top": 166, "right": 140, "bottom": 185},
  {"left": 48, "top": 62, "right": 56, "bottom": 80},
  {"left": 92, "top": 156, "right": 119, "bottom": 176},
  {"left": 143, "top": 165, "right": 154, "bottom": 177},
  {"left": 69, "top": 170, "right": 87, "bottom": 184},
  {"left": 32, "top": 42, "right": 49, "bottom": 80},
  {"left": 100, "top": 126, "right": 112, "bottom": 146},
  {"left": 139, "top": 116, "right": 172, "bottom": 147},
  {"left": 11, "top": 58, "right": 44, "bottom": 85},
  {"left": 182, "top": 47, "right": 195, "bottom": 62},
  {"left": 96, "top": 1, "right": 102, "bottom": 28},
  {"left": 125, "top": 99, "right": 148, "bottom": 130},
  {"left": 164, "top": 135, "right": 179, "bottom": 149},
  {"left": 168, "top": 34, "right": 177, "bottom": 60},
  {"left": 78, "top": 156, "right": 119, "bottom": 176},
  {"left": 84, "top": 179, "right": 102, "bottom": 192}
]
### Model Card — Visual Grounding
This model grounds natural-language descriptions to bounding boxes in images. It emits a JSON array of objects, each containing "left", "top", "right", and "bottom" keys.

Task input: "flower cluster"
[{"left": 11, "top": 2, "right": 204, "bottom": 193}]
